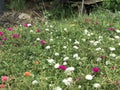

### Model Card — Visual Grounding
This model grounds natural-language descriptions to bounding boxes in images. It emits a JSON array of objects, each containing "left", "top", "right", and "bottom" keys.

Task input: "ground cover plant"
[{"left": 0, "top": 10, "right": 120, "bottom": 90}]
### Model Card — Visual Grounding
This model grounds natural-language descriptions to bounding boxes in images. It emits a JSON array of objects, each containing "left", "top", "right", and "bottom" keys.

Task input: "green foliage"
[
  {"left": 6, "top": 0, "right": 26, "bottom": 10},
  {"left": 102, "top": 0, "right": 120, "bottom": 12}
]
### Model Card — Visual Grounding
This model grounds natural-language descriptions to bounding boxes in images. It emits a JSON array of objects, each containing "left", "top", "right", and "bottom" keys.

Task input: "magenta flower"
[
  {"left": 1, "top": 76, "right": 8, "bottom": 82},
  {"left": 2, "top": 37, "right": 7, "bottom": 41},
  {"left": 59, "top": 65, "right": 67, "bottom": 71},
  {"left": 0, "top": 32, "right": 3, "bottom": 36},
  {"left": 23, "top": 23, "right": 28, "bottom": 27},
  {"left": 0, "top": 84, "right": 5, "bottom": 88},
  {"left": 92, "top": 67, "right": 99, "bottom": 73},
  {"left": 37, "top": 29, "right": 41, "bottom": 32},
  {"left": 109, "top": 27, "right": 114, "bottom": 31},
  {"left": 95, "top": 22, "right": 99, "bottom": 25},
  {"left": 7, "top": 27, "right": 13, "bottom": 31},
  {"left": 40, "top": 40, "right": 45, "bottom": 45},
  {"left": 12, "top": 34, "right": 19, "bottom": 38}
]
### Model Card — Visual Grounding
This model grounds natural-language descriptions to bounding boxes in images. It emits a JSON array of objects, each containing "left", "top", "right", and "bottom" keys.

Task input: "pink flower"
[
  {"left": 37, "top": 29, "right": 41, "bottom": 32},
  {"left": 12, "top": 34, "right": 19, "bottom": 38},
  {"left": 0, "top": 32, "right": 3, "bottom": 36},
  {"left": 40, "top": 40, "right": 45, "bottom": 45},
  {"left": 92, "top": 67, "right": 99, "bottom": 73},
  {"left": 1, "top": 76, "right": 8, "bottom": 82},
  {"left": 0, "top": 84, "right": 5, "bottom": 88},
  {"left": 7, "top": 27, "right": 13, "bottom": 31},
  {"left": 0, "top": 42, "right": 2, "bottom": 45},
  {"left": 109, "top": 27, "right": 114, "bottom": 31},
  {"left": 59, "top": 65, "right": 67, "bottom": 71},
  {"left": 2, "top": 37, "right": 7, "bottom": 41}
]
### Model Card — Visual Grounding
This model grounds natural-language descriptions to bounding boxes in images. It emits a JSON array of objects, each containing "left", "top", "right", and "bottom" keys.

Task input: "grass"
[{"left": 0, "top": 9, "right": 120, "bottom": 90}]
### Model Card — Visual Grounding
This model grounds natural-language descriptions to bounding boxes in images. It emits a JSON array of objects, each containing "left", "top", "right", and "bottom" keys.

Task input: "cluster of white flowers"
[
  {"left": 62, "top": 77, "right": 73, "bottom": 86},
  {"left": 65, "top": 67, "right": 75, "bottom": 75},
  {"left": 109, "top": 53, "right": 116, "bottom": 57},
  {"left": 47, "top": 59, "right": 55, "bottom": 65},
  {"left": 55, "top": 52, "right": 59, "bottom": 56}
]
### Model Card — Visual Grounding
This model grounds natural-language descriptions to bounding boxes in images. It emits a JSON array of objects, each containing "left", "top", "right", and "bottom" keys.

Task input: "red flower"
[
  {"left": 59, "top": 65, "right": 67, "bottom": 71},
  {"left": 40, "top": 40, "right": 45, "bottom": 45},
  {"left": 0, "top": 32, "right": 3, "bottom": 36},
  {"left": 37, "top": 29, "right": 41, "bottom": 32},
  {"left": 110, "top": 66, "right": 115, "bottom": 70},
  {"left": 92, "top": 67, "right": 99, "bottom": 73}
]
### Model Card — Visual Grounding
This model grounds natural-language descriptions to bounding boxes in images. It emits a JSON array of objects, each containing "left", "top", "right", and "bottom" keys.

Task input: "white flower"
[
  {"left": 73, "top": 53, "right": 79, "bottom": 58},
  {"left": 85, "top": 75, "right": 93, "bottom": 80},
  {"left": 106, "top": 61, "right": 111, "bottom": 65},
  {"left": 73, "top": 46, "right": 79, "bottom": 49},
  {"left": 93, "top": 83, "right": 101, "bottom": 88},
  {"left": 45, "top": 46, "right": 51, "bottom": 49},
  {"left": 114, "top": 36, "right": 120, "bottom": 39},
  {"left": 82, "top": 39, "right": 86, "bottom": 42},
  {"left": 118, "top": 43, "right": 120, "bottom": 46},
  {"left": 65, "top": 67, "right": 75, "bottom": 75},
  {"left": 30, "top": 30, "right": 33, "bottom": 32},
  {"left": 109, "top": 53, "right": 116, "bottom": 57},
  {"left": 84, "top": 29, "right": 88, "bottom": 34},
  {"left": 27, "top": 24, "right": 31, "bottom": 27},
  {"left": 109, "top": 47, "right": 115, "bottom": 51},
  {"left": 47, "top": 59, "right": 55, "bottom": 64},
  {"left": 78, "top": 85, "right": 82, "bottom": 89},
  {"left": 54, "top": 86, "right": 62, "bottom": 90},
  {"left": 54, "top": 63, "right": 60, "bottom": 68},
  {"left": 63, "top": 62, "right": 67, "bottom": 65},
  {"left": 116, "top": 29, "right": 120, "bottom": 33},
  {"left": 63, "top": 46, "right": 67, "bottom": 49},
  {"left": 90, "top": 40, "right": 94, "bottom": 44},
  {"left": 62, "top": 77, "right": 73, "bottom": 86},
  {"left": 50, "top": 38, "right": 53, "bottom": 41},
  {"left": 55, "top": 52, "right": 59, "bottom": 56},
  {"left": 64, "top": 28, "right": 67, "bottom": 31},
  {"left": 50, "top": 25, "right": 53, "bottom": 28},
  {"left": 45, "top": 28, "right": 49, "bottom": 31},
  {"left": 74, "top": 40, "right": 79, "bottom": 44},
  {"left": 93, "top": 41, "right": 100, "bottom": 46},
  {"left": 109, "top": 38, "right": 115, "bottom": 41},
  {"left": 95, "top": 47, "right": 101, "bottom": 51},
  {"left": 32, "top": 80, "right": 38, "bottom": 85},
  {"left": 36, "top": 38, "right": 40, "bottom": 41},
  {"left": 96, "top": 57, "right": 102, "bottom": 62},
  {"left": 69, "top": 39, "right": 72, "bottom": 42},
  {"left": 63, "top": 57, "right": 69, "bottom": 61},
  {"left": 98, "top": 36, "right": 103, "bottom": 39}
]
